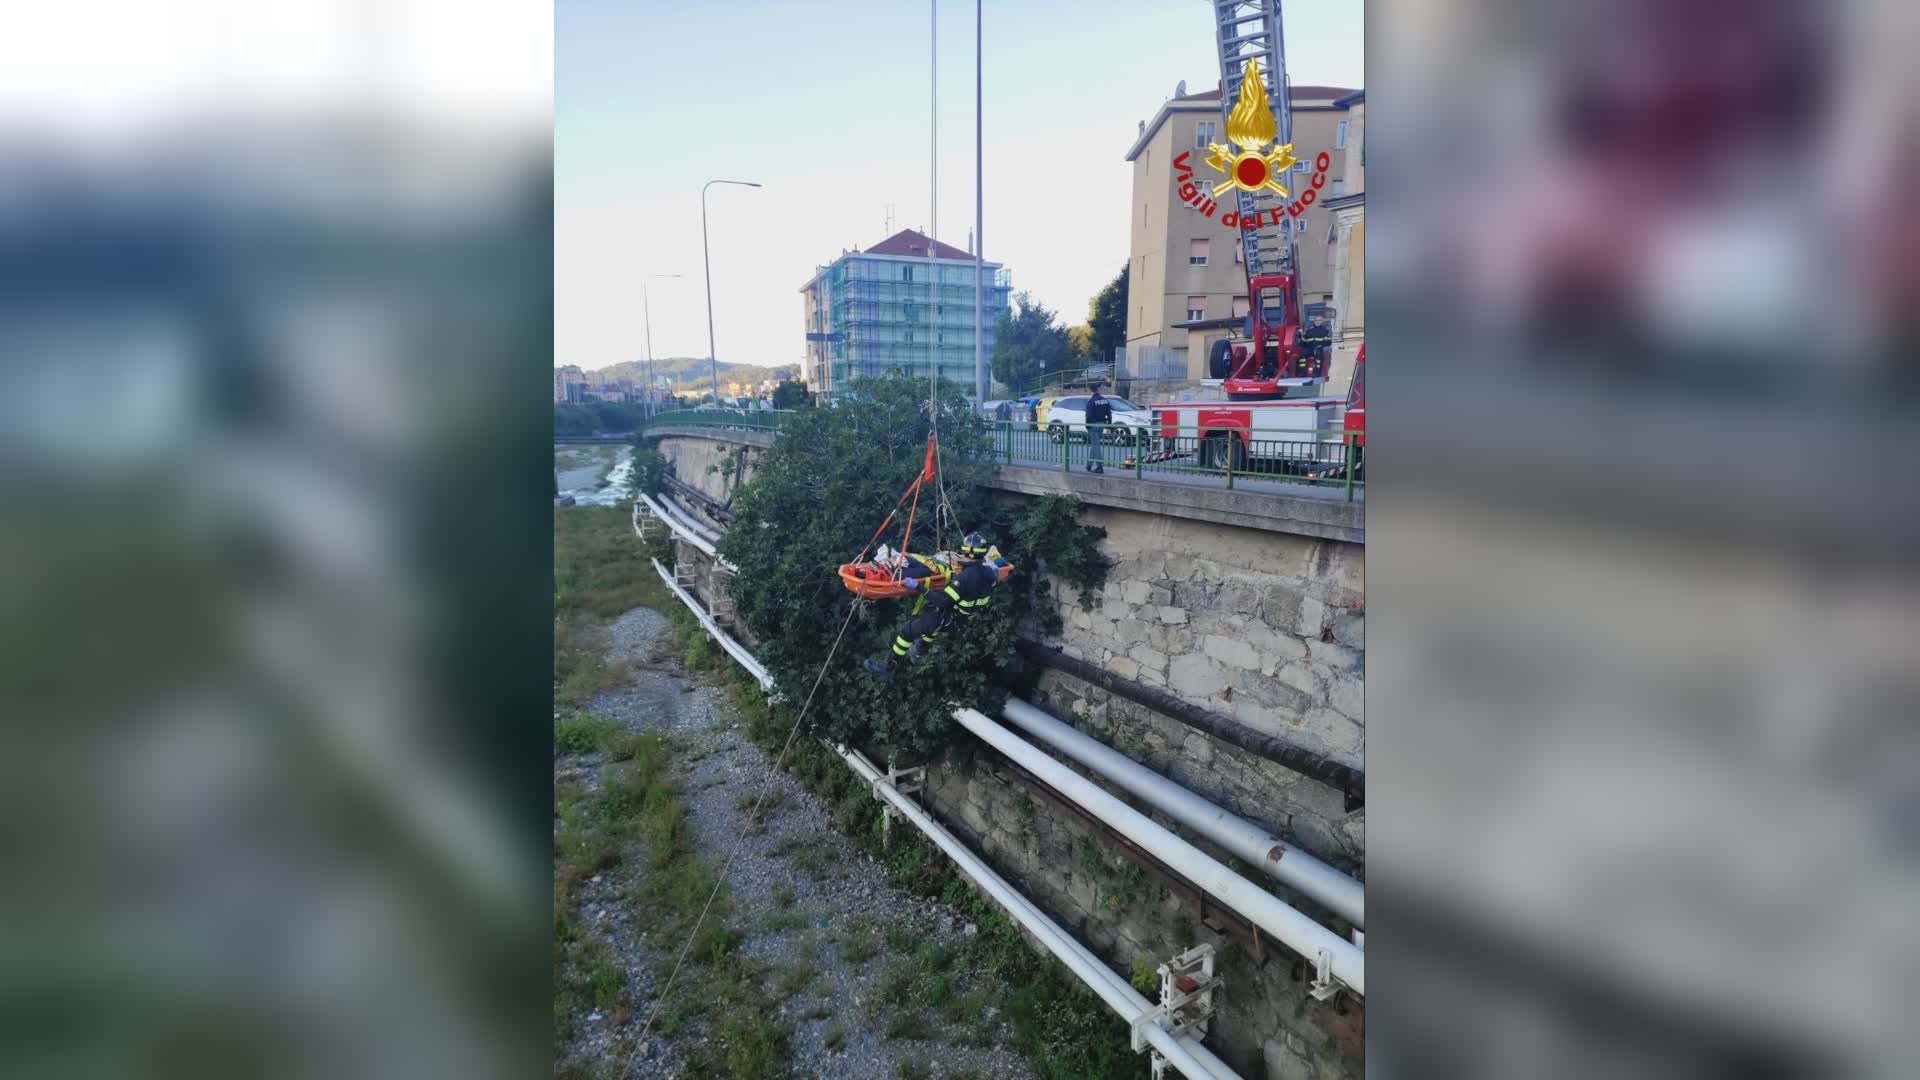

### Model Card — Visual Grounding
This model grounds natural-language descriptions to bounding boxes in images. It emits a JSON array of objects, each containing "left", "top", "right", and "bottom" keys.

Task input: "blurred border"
[
  {"left": 1365, "top": 0, "right": 1917, "bottom": 1077},
  {"left": 1, "top": 4, "right": 555, "bottom": 1078}
]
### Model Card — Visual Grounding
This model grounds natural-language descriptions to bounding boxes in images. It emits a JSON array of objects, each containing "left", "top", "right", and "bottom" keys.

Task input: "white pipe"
[
  {"left": 1000, "top": 698, "right": 1364, "bottom": 929},
  {"left": 662, "top": 493, "right": 725, "bottom": 545},
  {"left": 840, "top": 746, "right": 1241, "bottom": 1080},
  {"left": 647, "top": 570, "right": 1241, "bottom": 1078},
  {"left": 651, "top": 558, "right": 772, "bottom": 691},
  {"left": 954, "top": 707, "right": 1365, "bottom": 996},
  {"left": 636, "top": 492, "right": 738, "bottom": 572},
  {"left": 651, "top": 489, "right": 723, "bottom": 546}
]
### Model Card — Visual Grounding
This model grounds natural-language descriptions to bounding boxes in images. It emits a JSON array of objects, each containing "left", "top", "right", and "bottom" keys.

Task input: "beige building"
[
  {"left": 1121, "top": 82, "right": 1359, "bottom": 381},
  {"left": 1323, "top": 89, "right": 1365, "bottom": 395}
]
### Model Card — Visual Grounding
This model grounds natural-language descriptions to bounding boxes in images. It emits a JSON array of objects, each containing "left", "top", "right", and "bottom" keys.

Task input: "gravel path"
[{"left": 558, "top": 605, "right": 1038, "bottom": 1080}]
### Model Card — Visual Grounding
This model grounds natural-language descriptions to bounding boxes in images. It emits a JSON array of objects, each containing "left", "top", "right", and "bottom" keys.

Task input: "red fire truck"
[{"left": 1151, "top": 343, "right": 1362, "bottom": 477}]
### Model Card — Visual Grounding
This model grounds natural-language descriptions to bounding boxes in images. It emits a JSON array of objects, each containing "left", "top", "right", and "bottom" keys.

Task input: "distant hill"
[{"left": 588, "top": 357, "right": 799, "bottom": 391}]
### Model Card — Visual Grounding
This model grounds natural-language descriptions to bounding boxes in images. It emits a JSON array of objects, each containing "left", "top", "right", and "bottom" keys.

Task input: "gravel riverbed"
[{"left": 557, "top": 605, "right": 1037, "bottom": 1080}]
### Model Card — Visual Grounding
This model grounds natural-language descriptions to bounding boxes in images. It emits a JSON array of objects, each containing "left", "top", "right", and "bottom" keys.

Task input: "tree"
[
  {"left": 1066, "top": 324, "right": 1094, "bottom": 364},
  {"left": 1086, "top": 264, "right": 1129, "bottom": 367},
  {"left": 717, "top": 371, "right": 1109, "bottom": 760},
  {"left": 989, "top": 293, "right": 1073, "bottom": 395},
  {"left": 771, "top": 380, "right": 810, "bottom": 410}
]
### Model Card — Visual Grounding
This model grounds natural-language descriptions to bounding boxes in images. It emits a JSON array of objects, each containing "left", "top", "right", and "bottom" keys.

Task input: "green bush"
[
  {"left": 718, "top": 371, "right": 1109, "bottom": 760},
  {"left": 554, "top": 712, "right": 616, "bottom": 755}
]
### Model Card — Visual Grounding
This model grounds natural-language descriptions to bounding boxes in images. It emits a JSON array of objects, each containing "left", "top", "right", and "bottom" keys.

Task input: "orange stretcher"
[
  {"left": 838, "top": 433, "right": 1014, "bottom": 600},
  {"left": 838, "top": 553, "right": 952, "bottom": 600}
]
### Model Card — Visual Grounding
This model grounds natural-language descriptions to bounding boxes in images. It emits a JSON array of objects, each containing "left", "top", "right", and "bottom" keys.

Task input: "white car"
[{"left": 1044, "top": 395, "right": 1153, "bottom": 445}]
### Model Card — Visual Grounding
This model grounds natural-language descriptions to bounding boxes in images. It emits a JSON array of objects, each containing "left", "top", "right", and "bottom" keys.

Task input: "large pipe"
[
  {"left": 953, "top": 707, "right": 1364, "bottom": 996},
  {"left": 651, "top": 558, "right": 771, "bottom": 690},
  {"left": 1015, "top": 639, "right": 1364, "bottom": 808},
  {"left": 839, "top": 745, "right": 1240, "bottom": 1080},
  {"left": 636, "top": 492, "right": 738, "bottom": 572},
  {"left": 649, "top": 561, "right": 1240, "bottom": 1078},
  {"left": 1000, "top": 698, "right": 1363, "bottom": 929}
]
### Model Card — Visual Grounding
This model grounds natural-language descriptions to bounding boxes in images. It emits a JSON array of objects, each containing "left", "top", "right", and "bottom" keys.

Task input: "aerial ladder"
[{"left": 1205, "top": 0, "right": 1327, "bottom": 400}]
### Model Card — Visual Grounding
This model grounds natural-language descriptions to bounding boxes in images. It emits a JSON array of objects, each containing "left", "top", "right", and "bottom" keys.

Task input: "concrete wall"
[
  {"left": 651, "top": 430, "right": 766, "bottom": 506},
  {"left": 920, "top": 747, "right": 1363, "bottom": 1079},
  {"left": 1047, "top": 505, "right": 1365, "bottom": 773}
]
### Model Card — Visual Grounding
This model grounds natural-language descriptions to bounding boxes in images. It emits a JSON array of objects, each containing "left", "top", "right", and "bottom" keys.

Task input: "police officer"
[{"left": 863, "top": 532, "right": 1008, "bottom": 681}]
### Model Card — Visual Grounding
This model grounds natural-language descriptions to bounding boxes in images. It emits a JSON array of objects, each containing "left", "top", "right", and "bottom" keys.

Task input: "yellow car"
[{"left": 1033, "top": 396, "right": 1062, "bottom": 428}]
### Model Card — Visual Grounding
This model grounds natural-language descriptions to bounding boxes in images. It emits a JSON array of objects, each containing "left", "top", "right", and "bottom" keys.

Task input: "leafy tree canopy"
[
  {"left": 770, "top": 380, "right": 810, "bottom": 410},
  {"left": 1066, "top": 324, "right": 1094, "bottom": 364},
  {"left": 1087, "top": 264, "right": 1129, "bottom": 366},
  {"left": 717, "top": 371, "right": 1109, "bottom": 759},
  {"left": 989, "top": 293, "right": 1073, "bottom": 397}
]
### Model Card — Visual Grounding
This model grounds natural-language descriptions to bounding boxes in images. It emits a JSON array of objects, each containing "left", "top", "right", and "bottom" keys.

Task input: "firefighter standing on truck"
[{"left": 863, "top": 532, "right": 1007, "bottom": 682}]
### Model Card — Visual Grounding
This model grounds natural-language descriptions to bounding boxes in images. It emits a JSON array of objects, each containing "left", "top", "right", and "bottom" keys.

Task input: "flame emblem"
[{"left": 1203, "top": 59, "right": 1298, "bottom": 198}]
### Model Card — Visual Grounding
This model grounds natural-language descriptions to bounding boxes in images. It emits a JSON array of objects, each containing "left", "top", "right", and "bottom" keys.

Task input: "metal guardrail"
[
  {"left": 641, "top": 408, "right": 795, "bottom": 432},
  {"left": 987, "top": 420, "right": 1365, "bottom": 500},
  {"left": 638, "top": 409, "right": 1364, "bottom": 501}
]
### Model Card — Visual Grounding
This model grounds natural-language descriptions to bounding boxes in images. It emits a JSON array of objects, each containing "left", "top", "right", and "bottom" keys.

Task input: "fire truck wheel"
[
  {"left": 1201, "top": 432, "right": 1248, "bottom": 471},
  {"left": 1208, "top": 338, "right": 1233, "bottom": 380}
]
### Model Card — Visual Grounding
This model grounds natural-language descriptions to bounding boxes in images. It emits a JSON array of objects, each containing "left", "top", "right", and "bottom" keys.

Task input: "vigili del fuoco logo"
[{"left": 1175, "top": 59, "right": 1332, "bottom": 229}]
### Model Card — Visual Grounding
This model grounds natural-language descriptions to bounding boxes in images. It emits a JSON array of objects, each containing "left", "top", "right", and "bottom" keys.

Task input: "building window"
[
  {"left": 1233, "top": 244, "right": 1243, "bottom": 265},
  {"left": 902, "top": 265, "right": 913, "bottom": 282},
  {"left": 1293, "top": 159, "right": 1307, "bottom": 173},
  {"left": 1195, "top": 121, "right": 1215, "bottom": 149},
  {"left": 1142, "top": 202, "right": 1149, "bottom": 227},
  {"left": 1331, "top": 180, "right": 1344, "bottom": 197},
  {"left": 1186, "top": 296, "right": 1206, "bottom": 321},
  {"left": 1336, "top": 119, "right": 1348, "bottom": 148},
  {"left": 1188, "top": 239, "right": 1209, "bottom": 266},
  {"left": 1232, "top": 296, "right": 1250, "bottom": 318}
]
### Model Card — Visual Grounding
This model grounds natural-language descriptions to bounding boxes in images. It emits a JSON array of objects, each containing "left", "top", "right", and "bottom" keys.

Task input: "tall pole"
[
  {"left": 643, "top": 273, "right": 681, "bottom": 417},
  {"left": 974, "top": 0, "right": 985, "bottom": 402},
  {"left": 701, "top": 179, "right": 761, "bottom": 405},
  {"left": 929, "top": 0, "right": 938, "bottom": 396}
]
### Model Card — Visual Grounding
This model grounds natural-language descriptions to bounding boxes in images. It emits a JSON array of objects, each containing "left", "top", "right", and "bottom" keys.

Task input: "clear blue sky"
[{"left": 557, "top": 0, "right": 1363, "bottom": 372}]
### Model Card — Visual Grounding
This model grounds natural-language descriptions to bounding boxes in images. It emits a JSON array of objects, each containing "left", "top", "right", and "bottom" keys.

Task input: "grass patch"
[
  {"left": 896, "top": 1057, "right": 930, "bottom": 1080},
  {"left": 555, "top": 712, "right": 617, "bottom": 755},
  {"left": 823, "top": 1023, "right": 846, "bottom": 1051},
  {"left": 882, "top": 1010, "right": 935, "bottom": 1042},
  {"left": 771, "top": 881, "right": 796, "bottom": 909}
]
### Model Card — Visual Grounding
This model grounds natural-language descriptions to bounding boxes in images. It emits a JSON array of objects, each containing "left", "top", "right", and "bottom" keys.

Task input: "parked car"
[{"left": 1044, "top": 395, "right": 1153, "bottom": 444}]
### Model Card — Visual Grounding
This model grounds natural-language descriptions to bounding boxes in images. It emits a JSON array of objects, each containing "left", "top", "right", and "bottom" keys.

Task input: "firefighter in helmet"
[{"left": 863, "top": 532, "right": 1008, "bottom": 681}]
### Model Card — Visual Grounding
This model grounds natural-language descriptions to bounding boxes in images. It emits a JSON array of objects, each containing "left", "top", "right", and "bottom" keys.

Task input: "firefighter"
[
  {"left": 1298, "top": 314, "right": 1333, "bottom": 377},
  {"left": 863, "top": 532, "right": 1008, "bottom": 682}
]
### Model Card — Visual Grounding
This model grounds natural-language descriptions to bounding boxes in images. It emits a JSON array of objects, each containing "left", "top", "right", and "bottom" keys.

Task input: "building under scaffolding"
[{"left": 799, "top": 228, "right": 1012, "bottom": 397}]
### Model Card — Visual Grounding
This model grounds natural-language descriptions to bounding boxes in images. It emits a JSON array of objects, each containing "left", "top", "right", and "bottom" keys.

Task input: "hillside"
[{"left": 588, "top": 356, "right": 799, "bottom": 391}]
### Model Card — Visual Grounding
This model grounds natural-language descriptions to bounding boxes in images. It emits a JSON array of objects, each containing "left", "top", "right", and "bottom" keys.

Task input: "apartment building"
[
  {"left": 1323, "top": 89, "right": 1365, "bottom": 394},
  {"left": 1121, "top": 82, "right": 1359, "bottom": 381},
  {"left": 799, "top": 229, "right": 1012, "bottom": 396}
]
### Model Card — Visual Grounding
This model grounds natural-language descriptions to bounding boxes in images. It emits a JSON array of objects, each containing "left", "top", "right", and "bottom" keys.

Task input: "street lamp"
[
  {"left": 701, "top": 179, "right": 761, "bottom": 405},
  {"left": 642, "top": 273, "right": 681, "bottom": 417}
]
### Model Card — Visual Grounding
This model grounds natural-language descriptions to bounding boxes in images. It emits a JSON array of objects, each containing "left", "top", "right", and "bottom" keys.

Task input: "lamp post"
[
  {"left": 642, "top": 273, "right": 681, "bottom": 417},
  {"left": 701, "top": 179, "right": 761, "bottom": 405}
]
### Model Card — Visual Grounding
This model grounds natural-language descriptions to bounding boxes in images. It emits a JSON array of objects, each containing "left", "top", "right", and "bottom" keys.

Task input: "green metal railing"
[
  {"left": 642, "top": 408, "right": 795, "bottom": 433},
  {"left": 985, "top": 421, "right": 1364, "bottom": 500},
  {"left": 638, "top": 409, "right": 1363, "bottom": 500}
]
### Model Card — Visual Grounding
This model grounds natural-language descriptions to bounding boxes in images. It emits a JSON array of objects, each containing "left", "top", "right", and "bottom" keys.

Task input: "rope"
[{"left": 631, "top": 599, "right": 863, "bottom": 1054}]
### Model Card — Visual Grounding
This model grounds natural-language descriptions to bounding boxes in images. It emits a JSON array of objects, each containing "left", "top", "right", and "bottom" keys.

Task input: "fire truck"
[{"left": 1152, "top": 343, "right": 1362, "bottom": 475}]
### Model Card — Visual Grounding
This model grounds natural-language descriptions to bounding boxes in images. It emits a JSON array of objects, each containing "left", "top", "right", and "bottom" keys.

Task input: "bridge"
[{"left": 638, "top": 408, "right": 1364, "bottom": 543}]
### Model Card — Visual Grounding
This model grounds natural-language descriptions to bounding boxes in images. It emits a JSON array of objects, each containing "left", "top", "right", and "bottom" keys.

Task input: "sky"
[{"left": 556, "top": 0, "right": 1363, "bottom": 372}]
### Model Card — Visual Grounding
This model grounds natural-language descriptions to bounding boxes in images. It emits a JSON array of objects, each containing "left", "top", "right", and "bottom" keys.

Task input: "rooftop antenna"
[{"left": 884, "top": 203, "right": 896, "bottom": 235}]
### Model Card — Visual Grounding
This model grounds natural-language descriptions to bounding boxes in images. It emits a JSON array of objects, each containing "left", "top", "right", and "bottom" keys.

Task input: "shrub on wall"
[{"left": 719, "top": 371, "right": 1109, "bottom": 760}]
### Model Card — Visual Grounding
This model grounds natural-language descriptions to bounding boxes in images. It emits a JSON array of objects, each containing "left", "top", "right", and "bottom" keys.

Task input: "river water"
[{"left": 555, "top": 444, "right": 634, "bottom": 507}]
